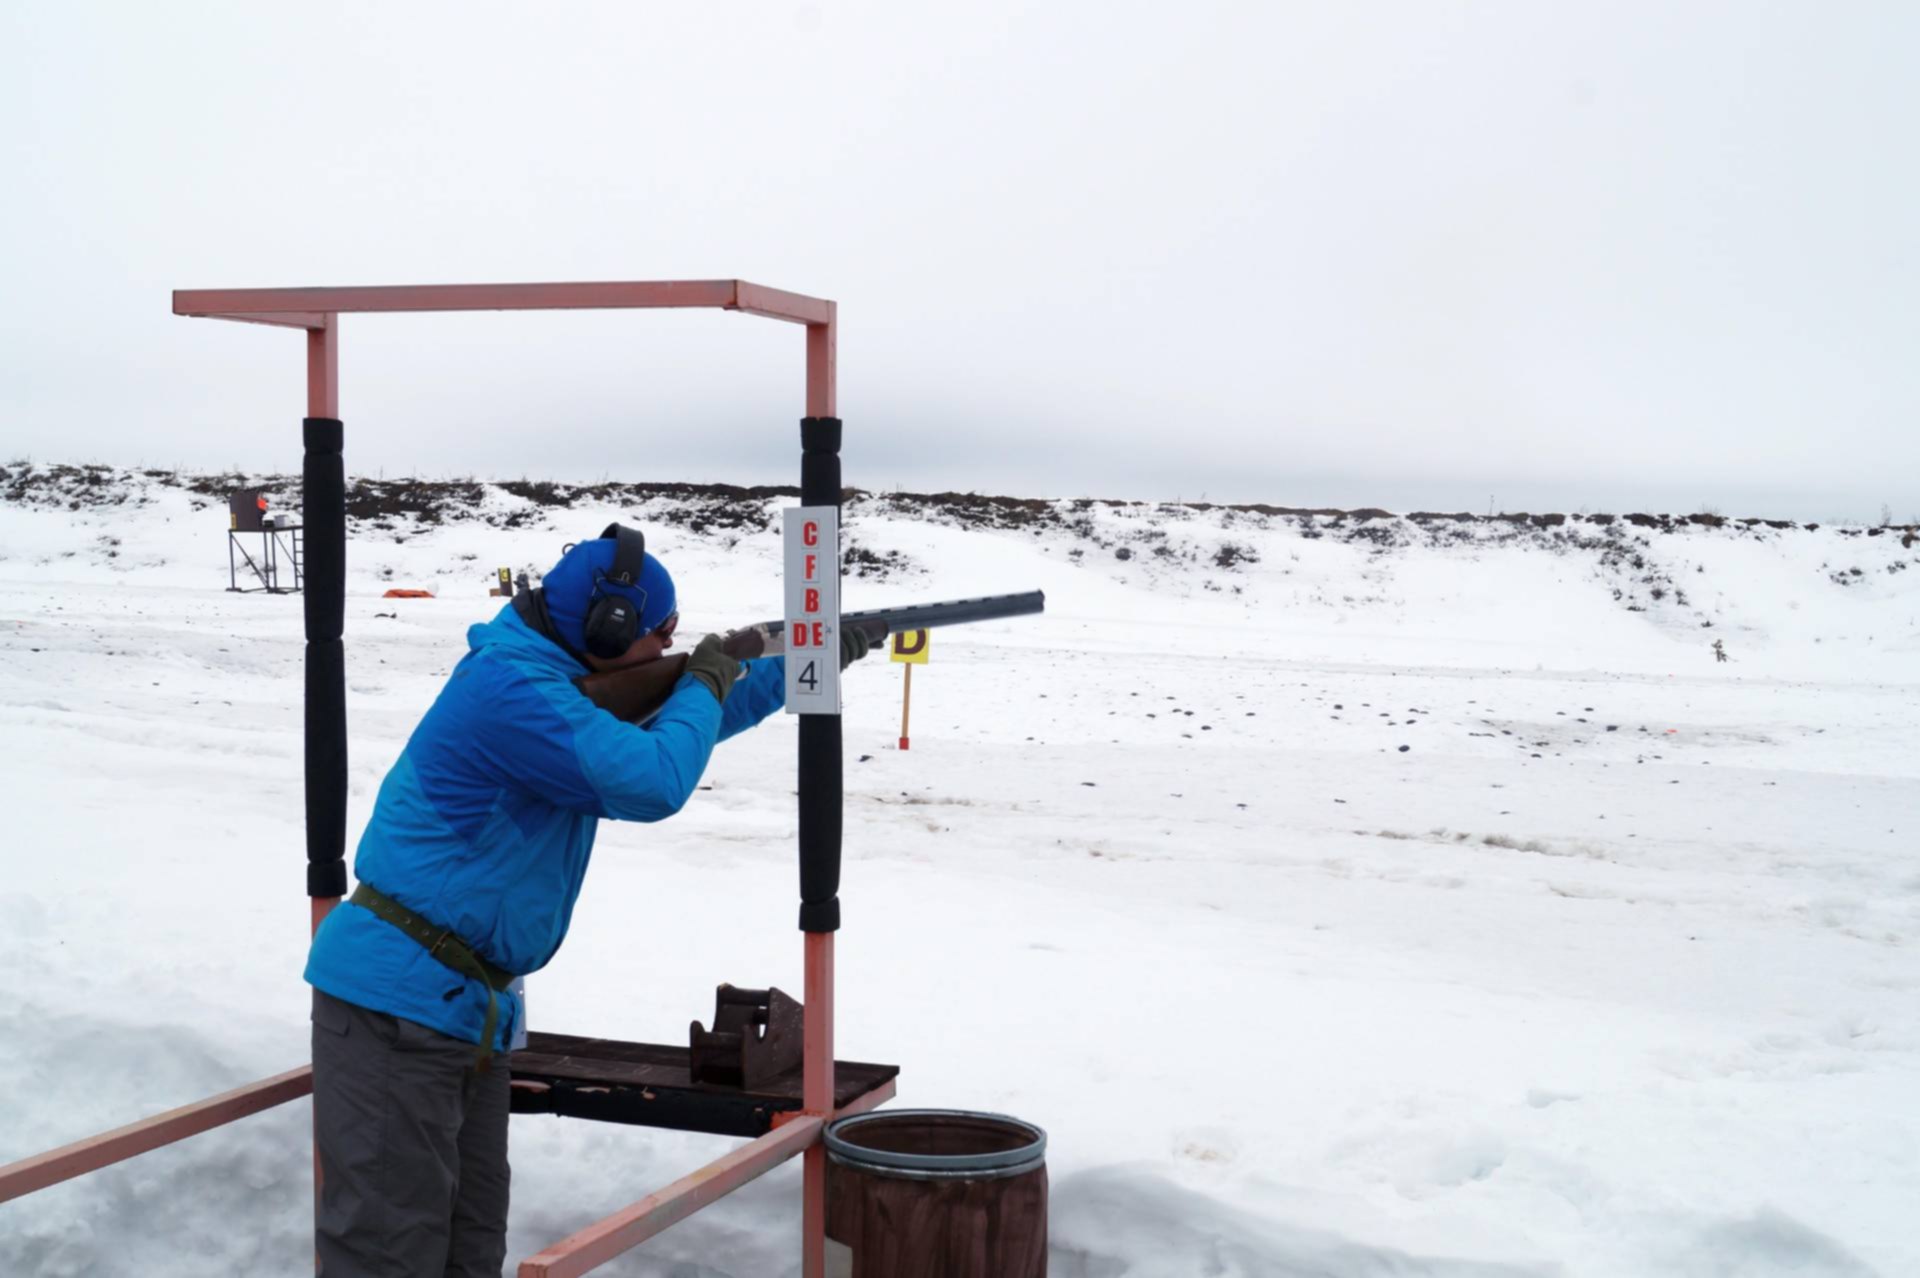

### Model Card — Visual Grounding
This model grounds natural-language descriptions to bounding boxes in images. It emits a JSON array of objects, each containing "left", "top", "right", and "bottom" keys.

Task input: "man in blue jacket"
[{"left": 304, "top": 524, "right": 865, "bottom": 1277}]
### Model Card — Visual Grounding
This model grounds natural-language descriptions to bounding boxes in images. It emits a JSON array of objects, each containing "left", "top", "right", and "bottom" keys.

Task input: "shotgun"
[{"left": 575, "top": 590, "right": 1046, "bottom": 724}]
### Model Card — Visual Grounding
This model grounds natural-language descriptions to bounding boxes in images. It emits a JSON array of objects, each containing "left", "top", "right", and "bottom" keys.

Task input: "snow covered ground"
[{"left": 1, "top": 464, "right": 1916, "bottom": 1276}]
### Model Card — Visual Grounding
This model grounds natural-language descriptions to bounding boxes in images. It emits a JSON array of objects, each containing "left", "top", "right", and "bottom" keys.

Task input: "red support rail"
[
  {"left": 517, "top": 1079, "right": 896, "bottom": 1278},
  {"left": 0, "top": 1067, "right": 312, "bottom": 1205},
  {"left": 520, "top": 1118, "right": 824, "bottom": 1278}
]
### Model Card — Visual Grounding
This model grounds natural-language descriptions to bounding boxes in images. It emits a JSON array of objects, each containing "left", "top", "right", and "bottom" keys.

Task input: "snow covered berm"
[{"left": 2, "top": 463, "right": 1916, "bottom": 1277}]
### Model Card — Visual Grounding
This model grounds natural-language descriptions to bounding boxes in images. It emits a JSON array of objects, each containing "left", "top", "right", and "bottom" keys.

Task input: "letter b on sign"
[{"left": 784, "top": 506, "right": 841, "bottom": 715}]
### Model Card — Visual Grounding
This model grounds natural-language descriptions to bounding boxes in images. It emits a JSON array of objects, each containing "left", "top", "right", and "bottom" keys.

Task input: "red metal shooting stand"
[{"left": 0, "top": 281, "right": 890, "bottom": 1278}]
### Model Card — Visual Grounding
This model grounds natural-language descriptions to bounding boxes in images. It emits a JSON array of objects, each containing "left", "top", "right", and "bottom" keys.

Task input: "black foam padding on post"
[
  {"left": 303, "top": 417, "right": 348, "bottom": 900},
  {"left": 306, "top": 637, "right": 348, "bottom": 885},
  {"left": 797, "top": 897, "right": 840, "bottom": 933},
  {"left": 800, "top": 415, "right": 842, "bottom": 456},
  {"left": 303, "top": 418, "right": 345, "bottom": 641},
  {"left": 308, "top": 860, "right": 349, "bottom": 898},
  {"left": 800, "top": 453, "right": 839, "bottom": 501},
  {"left": 797, "top": 718, "right": 843, "bottom": 925},
  {"left": 797, "top": 417, "right": 843, "bottom": 933}
]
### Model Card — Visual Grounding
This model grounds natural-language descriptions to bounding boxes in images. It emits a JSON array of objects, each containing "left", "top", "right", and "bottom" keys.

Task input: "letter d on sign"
[
  {"left": 889, "top": 629, "right": 930, "bottom": 665},
  {"left": 783, "top": 507, "right": 840, "bottom": 714}
]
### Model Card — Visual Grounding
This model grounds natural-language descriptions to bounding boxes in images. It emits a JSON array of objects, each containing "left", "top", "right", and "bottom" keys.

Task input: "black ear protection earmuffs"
[
  {"left": 512, "top": 523, "right": 651, "bottom": 663},
  {"left": 581, "top": 523, "right": 649, "bottom": 659}
]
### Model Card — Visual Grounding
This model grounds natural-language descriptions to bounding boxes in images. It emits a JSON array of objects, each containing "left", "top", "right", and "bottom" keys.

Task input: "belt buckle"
[{"left": 428, "top": 931, "right": 458, "bottom": 962}]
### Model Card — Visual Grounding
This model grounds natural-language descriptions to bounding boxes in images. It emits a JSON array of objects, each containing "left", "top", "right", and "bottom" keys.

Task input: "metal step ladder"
[{"left": 228, "top": 522, "right": 304, "bottom": 593}]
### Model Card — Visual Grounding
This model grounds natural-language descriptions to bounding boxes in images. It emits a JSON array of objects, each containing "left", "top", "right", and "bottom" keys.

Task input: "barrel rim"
[{"left": 824, "top": 1108, "right": 1047, "bottom": 1179}]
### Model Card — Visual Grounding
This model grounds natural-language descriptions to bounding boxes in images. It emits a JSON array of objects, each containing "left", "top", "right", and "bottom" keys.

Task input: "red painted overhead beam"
[
  {"left": 172, "top": 280, "right": 831, "bottom": 327},
  {"left": 186, "top": 311, "right": 332, "bottom": 330}
]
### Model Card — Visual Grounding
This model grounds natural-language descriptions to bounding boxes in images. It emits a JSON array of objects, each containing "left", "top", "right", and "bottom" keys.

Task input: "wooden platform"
[{"left": 509, "top": 1032, "right": 899, "bottom": 1138}]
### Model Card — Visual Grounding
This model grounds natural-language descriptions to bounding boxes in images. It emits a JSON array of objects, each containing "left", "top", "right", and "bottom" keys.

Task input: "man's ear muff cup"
[
  {"left": 582, "top": 523, "right": 648, "bottom": 660},
  {"left": 582, "top": 594, "right": 636, "bottom": 659}
]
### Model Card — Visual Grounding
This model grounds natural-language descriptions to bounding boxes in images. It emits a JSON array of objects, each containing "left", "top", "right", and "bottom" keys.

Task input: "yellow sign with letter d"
[{"left": 889, "top": 629, "right": 930, "bottom": 664}]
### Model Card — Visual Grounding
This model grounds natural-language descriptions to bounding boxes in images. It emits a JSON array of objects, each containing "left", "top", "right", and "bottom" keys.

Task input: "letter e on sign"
[{"left": 783, "top": 507, "right": 841, "bottom": 714}]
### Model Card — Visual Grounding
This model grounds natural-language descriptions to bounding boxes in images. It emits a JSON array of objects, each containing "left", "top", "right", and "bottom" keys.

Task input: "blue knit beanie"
[{"left": 542, "top": 535, "right": 677, "bottom": 655}]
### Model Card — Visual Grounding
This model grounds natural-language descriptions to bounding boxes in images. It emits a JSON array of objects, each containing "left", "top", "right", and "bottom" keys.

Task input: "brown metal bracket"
[{"left": 689, "top": 984, "right": 805, "bottom": 1090}]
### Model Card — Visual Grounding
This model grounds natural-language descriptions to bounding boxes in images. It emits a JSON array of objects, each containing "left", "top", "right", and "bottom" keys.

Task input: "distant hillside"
[
  {"left": 4, "top": 460, "right": 1917, "bottom": 680},
  {"left": 8, "top": 459, "right": 1916, "bottom": 541}
]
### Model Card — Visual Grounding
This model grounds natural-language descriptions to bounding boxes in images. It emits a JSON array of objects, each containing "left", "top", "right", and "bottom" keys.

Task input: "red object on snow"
[{"left": 382, "top": 588, "right": 435, "bottom": 599}]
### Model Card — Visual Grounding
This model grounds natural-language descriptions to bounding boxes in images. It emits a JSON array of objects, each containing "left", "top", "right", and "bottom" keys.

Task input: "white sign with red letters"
[{"left": 782, "top": 506, "right": 841, "bottom": 715}]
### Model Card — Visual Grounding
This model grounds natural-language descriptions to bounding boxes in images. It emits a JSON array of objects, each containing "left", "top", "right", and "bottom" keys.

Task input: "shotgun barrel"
[
  {"left": 574, "top": 589, "right": 1046, "bottom": 723},
  {"left": 801, "top": 589, "right": 1047, "bottom": 646}
]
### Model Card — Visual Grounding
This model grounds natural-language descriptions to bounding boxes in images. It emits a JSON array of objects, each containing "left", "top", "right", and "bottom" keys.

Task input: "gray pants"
[{"left": 311, "top": 989, "right": 511, "bottom": 1277}]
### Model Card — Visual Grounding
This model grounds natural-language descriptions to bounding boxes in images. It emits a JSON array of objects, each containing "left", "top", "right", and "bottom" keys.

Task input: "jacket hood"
[{"left": 469, "top": 603, "right": 587, "bottom": 675}]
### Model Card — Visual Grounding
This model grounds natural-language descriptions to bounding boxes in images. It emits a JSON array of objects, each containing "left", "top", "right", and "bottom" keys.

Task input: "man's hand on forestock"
[
  {"left": 684, "top": 634, "right": 742, "bottom": 705},
  {"left": 840, "top": 625, "right": 871, "bottom": 671}
]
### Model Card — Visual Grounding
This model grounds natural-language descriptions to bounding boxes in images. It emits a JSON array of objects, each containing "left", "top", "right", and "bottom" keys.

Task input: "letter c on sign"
[{"left": 803, "top": 522, "right": 819, "bottom": 547}]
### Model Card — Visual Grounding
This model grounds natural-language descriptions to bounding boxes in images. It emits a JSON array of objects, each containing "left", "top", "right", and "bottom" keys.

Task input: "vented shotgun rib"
[
  {"left": 574, "top": 590, "right": 1046, "bottom": 724},
  {"left": 792, "top": 589, "right": 1048, "bottom": 649}
]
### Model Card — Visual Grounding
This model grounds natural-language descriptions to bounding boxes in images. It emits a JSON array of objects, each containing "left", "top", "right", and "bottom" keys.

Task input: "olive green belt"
[{"left": 349, "top": 883, "right": 515, "bottom": 1065}]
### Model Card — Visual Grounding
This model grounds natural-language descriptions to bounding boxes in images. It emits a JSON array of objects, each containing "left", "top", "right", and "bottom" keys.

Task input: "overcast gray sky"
[{"left": 2, "top": 2, "right": 1915, "bottom": 520}]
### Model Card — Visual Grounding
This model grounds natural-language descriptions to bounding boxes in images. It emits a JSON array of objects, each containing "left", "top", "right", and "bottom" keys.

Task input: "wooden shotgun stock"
[{"left": 573, "top": 590, "right": 1046, "bottom": 724}]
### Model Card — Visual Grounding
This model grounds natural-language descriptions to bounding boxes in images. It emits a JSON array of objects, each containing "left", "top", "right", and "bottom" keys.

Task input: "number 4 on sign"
[{"left": 890, "top": 630, "right": 929, "bottom": 749}]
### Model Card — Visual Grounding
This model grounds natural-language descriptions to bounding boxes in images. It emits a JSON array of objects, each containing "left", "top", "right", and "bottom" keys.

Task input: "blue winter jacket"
[{"left": 304, "top": 604, "right": 785, "bottom": 1049}]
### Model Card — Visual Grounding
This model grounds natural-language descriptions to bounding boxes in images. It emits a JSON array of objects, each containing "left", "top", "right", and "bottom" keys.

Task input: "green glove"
[
  {"left": 840, "top": 625, "right": 872, "bottom": 671},
  {"left": 685, "top": 634, "right": 743, "bottom": 705}
]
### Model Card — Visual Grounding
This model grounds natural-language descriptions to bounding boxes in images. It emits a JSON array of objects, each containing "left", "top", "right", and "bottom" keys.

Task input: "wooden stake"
[{"left": 899, "top": 662, "right": 912, "bottom": 750}]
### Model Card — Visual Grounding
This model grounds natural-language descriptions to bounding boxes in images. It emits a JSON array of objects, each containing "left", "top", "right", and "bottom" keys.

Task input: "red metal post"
[
  {"left": 802, "top": 933, "right": 835, "bottom": 1277},
  {"left": 805, "top": 312, "right": 837, "bottom": 419},
  {"left": 304, "top": 313, "right": 340, "bottom": 1235},
  {"left": 800, "top": 300, "right": 839, "bottom": 1278},
  {"left": 0, "top": 1067, "right": 311, "bottom": 1204},
  {"left": 306, "top": 315, "right": 339, "bottom": 422},
  {"left": 307, "top": 313, "right": 340, "bottom": 943}
]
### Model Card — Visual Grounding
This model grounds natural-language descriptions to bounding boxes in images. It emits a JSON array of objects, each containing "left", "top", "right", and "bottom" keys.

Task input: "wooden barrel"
[{"left": 825, "top": 1109, "right": 1048, "bottom": 1277}]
